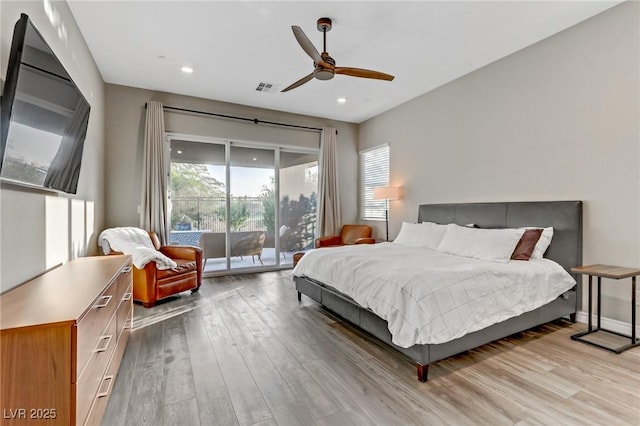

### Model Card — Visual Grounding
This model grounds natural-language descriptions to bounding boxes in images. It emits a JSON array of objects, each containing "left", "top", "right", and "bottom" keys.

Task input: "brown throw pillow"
[{"left": 511, "top": 228, "right": 544, "bottom": 260}]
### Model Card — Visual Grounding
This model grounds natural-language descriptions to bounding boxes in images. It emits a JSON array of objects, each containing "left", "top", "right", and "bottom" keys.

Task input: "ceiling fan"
[{"left": 281, "top": 17, "right": 395, "bottom": 92}]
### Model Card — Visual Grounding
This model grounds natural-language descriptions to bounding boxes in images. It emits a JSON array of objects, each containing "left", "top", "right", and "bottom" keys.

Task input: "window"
[{"left": 360, "top": 144, "right": 389, "bottom": 220}]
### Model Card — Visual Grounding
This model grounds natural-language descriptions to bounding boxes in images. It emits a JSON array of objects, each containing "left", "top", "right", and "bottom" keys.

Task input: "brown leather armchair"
[
  {"left": 110, "top": 232, "right": 203, "bottom": 308},
  {"left": 315, "top": 224, "right": 375, "bottom": 248}
]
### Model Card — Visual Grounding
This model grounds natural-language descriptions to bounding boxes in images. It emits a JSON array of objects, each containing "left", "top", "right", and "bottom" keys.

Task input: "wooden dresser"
[{"left": 0, "top": 255, "right": 133, "bottom": 425}]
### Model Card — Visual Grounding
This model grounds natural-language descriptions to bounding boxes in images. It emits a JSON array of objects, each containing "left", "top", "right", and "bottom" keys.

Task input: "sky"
[{"left": 208, "top": 165, "right": 274, "bottom": 197}]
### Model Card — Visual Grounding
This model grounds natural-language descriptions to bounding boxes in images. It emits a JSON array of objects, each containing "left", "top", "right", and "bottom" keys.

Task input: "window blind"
[{"left": 360, "top": 144, "right": 389, "bottom": 220}]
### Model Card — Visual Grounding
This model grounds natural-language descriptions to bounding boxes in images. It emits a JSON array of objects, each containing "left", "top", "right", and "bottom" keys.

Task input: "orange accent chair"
[
  {"left": 110, "top": 232, "right": 203, "bottom": 308},
  {"left": 315, "top": 224, "right": 375, "bottom": 248}
]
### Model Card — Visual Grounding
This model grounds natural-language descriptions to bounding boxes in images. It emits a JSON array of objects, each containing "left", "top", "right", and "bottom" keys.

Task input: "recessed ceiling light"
[
  {"left": 181, "top": 66, "right": 193, "bottom": 74},
  {"left": 177, "top": 150, "right": 183, "bottom": 154},
  {"left": 337, "top": 97, "right": 347, "bottom": 103},
  {"left": 252, "top": 157, "right": 257, "bottom": 161}
]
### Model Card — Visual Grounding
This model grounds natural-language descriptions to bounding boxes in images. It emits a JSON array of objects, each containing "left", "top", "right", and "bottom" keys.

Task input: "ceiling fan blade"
[
  {"left": 281, "top": 73, "right": 314, "bottom": 92},
  {"left": 291, "top": 26, "right": 323, "bottom": 64},
  {"left": 335, "top": 67, "right": 395, "bottom": 81}
]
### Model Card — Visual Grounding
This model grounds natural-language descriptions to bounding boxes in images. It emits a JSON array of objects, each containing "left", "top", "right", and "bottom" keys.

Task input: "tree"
[
  {"left": 261, "top": 175, "right": 317, "bottom": 250},
  {"left": 280, "top": 193, "right": 317, "bottom": 250},
  {"left": 216, "top": 200, "right": 250, "bottom": 231},
  {"left": 261, "top": 178, "right": 276, "bottom": 234},
  {"left": 170, "top": 163, "right": 224, "bottom": 197},
  {"left": 170, "top": 163, "right": 225, "bottom": 229}
]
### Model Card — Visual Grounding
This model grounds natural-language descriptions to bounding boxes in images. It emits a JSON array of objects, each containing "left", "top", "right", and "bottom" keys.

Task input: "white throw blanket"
[
  {"left": 293, "top": 243, "right": 576, "bottom": 347},
  {"left": 98, "top": 227, "right": 177, "bottom": 270}
]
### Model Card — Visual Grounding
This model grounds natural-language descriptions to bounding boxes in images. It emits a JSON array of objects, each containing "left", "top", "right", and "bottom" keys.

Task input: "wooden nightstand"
[{"left": 571, "top": 264, "right": 640, "bottom": 353}]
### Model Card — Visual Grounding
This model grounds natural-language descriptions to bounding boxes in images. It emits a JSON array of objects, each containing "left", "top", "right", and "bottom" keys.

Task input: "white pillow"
[
  {"left": 437, "top": 223, "right": 525, "bottom": 263},
  {"left": 530, "top": 227, "right": 554, "bottom": 259},
  {"left": 393, "top": 222, "right": 447, "bottom": 249},
  {"left": 393, "top": 222, "right": 426, "bottom": 247},
  {"left": 419, "top": 221, "right": 448, "bottom": 249}
]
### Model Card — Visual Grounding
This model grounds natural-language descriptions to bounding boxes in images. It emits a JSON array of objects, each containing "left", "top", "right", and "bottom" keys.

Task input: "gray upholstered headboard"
[{"left": 417, "top": 201, "right": 583, "bottom": 275}]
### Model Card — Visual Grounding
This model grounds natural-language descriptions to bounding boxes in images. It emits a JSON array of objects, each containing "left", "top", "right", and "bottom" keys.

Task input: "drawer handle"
[
  {"left": 122, "top": 292, "right": 132, "bottom": 301},
  {"left": 94, "top": 295, "right": 112, "bottom": 309},
  {"left": 96, "top": 375, "right": 114, "bottom": 398},
  {"left": 122, "top": 266, "right": 132, "bottom": 273},
  {"left": 124, "top": 319, "right": 133, "bottom": 330},
  {"left": 95, "top": 335, "right": 113, "bottom": 353}
]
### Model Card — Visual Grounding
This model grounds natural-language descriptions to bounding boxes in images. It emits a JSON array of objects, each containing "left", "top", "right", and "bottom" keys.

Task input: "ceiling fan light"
[{"left": 314, "top": 68, "right": 334, "bottom": 81}]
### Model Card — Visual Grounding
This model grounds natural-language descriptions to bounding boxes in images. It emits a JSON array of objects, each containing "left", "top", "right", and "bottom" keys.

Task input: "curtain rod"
[{"left": 144, "top": 103, "right": 329, "bottom": 133}]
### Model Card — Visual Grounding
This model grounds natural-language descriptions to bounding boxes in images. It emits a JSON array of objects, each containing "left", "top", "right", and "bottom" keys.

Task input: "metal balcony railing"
[{"left": 171, "top": 196, "right": 267, "bottom": 232}]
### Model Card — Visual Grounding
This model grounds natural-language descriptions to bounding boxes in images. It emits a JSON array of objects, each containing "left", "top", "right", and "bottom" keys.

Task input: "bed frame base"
[
  {"left": 296, "top": 275, "right": 577, "bottom": 382},
  {"left": 294, "top": 201, "right": 582, "bottom": 382},
  {"left": 417, "top": 363, "right": 429, "bottom": 382}
]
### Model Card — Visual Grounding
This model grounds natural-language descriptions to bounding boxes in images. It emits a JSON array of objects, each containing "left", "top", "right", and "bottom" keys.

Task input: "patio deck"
[{"left": 202, "top": 248, "right": 298, "bottom": 273}]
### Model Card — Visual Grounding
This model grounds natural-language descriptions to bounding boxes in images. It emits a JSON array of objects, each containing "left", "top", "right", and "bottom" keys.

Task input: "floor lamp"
[{"left": 373, "top": 186, "right": 400, "bottom": 241}]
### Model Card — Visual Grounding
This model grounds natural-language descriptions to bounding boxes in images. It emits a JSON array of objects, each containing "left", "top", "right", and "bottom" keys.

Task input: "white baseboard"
[{"left": 576, "top": 311, "right": 640, "bottom": 336}]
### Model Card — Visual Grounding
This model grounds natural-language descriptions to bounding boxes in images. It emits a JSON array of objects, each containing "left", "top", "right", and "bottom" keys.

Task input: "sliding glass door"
[
  {"left": 279, "top": 150, "right": 318, "bottom": 265},
  {"left": 229, "top": 145, "right": 275, "bottom": 269},
  {"left": 169, "top": 140, "right": 228, "bottom": 271},
  {"left": 168, "top": 136, "right": 317, "bottom": 274}
]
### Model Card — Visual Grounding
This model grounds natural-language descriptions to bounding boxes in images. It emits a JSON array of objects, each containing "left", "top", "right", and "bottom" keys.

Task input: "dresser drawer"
[
  {"left": 117, "top": 286, "right": 133, "bottom": 338},
  {"left": 75, "top": 313, "right": 117, "bottom": 425},
  {"left": 116, "top": 265, "right": 133, "bottom": 307},
  {"left": 76, "top": 281, "right": 118, "bottom": 378},
  {"left": 82, "top": 373, "right": 114, "bottom": 426},
  {"left": 83, "top": 323, "right": 130, "bottom": 426}
]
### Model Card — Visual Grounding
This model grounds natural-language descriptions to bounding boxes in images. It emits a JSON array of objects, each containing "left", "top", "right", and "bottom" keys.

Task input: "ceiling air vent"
[{"left": 255, "top": 82, "right": 278, "bottom": 93}]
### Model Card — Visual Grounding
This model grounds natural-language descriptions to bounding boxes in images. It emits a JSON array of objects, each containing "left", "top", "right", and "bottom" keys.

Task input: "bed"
[{"left": 293, "top": 201, "right": 583, "bottom": 381}]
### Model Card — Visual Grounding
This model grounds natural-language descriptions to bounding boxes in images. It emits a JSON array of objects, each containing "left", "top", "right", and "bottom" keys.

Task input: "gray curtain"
[
  {"left": 317, "top": 127, "right": 341, "bottom": 237},
  {"left": 140, "top": 101, "right": 169, "bottom": 244}
]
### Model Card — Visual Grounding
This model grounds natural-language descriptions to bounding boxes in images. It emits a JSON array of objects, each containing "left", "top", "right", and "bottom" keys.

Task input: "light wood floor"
[{"left": 102, "top": 271, "right": 640, "bottom": 426}]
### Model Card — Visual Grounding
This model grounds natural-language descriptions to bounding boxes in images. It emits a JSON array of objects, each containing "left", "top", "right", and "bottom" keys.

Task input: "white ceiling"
[{"left": 67, "top": 1, "right": 621, "bottom": 124}]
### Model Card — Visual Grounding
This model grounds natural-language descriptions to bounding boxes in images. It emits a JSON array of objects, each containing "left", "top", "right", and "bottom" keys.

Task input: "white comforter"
[{"left": 293, "top": 243, "right": 576, "bottom": 347}]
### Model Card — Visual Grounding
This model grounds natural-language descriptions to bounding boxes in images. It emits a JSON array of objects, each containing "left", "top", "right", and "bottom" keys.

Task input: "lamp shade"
[{"left": 373, "top": 186, "right": 400, "bottom": 200}]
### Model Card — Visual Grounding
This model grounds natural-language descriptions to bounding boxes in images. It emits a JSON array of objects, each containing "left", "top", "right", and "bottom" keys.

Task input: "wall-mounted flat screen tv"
[{"left": 0, "top": 13, "right": 90, "bottom": 194}]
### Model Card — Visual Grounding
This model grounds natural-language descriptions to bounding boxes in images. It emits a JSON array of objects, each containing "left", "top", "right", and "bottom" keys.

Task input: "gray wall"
[
  {"left": 0, "top": 1, "right": 105, "bottom": 292},
  {"left": 359, "top": 2, "right": 640, "bottom": 324},
  {"left": 104, "top": 84, "right": 359, "bottom": 230}
]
